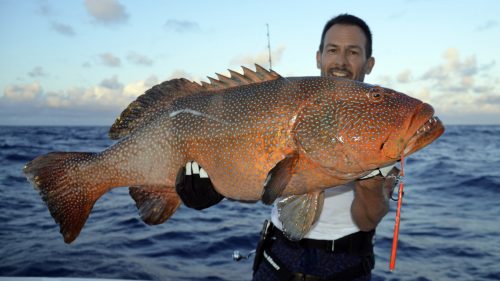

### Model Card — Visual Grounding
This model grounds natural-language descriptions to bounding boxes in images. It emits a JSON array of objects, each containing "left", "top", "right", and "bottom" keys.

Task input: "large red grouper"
[{"left": 23, "top": 65, "right": 444, "bottom": 243}]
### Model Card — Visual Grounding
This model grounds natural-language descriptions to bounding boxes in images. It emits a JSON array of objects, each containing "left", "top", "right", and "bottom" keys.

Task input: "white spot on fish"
[{"left": 169, "top": 108, "right": 230, "bottom": 125}]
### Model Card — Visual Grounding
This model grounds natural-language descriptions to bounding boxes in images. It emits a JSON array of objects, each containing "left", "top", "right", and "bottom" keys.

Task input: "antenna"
[{"left": 266, "top": 23, "right": 272, "bottom": 70}]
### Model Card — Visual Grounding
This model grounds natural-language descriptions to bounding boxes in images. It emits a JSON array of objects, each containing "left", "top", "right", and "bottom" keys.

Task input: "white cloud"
[
  {"left": 84, "top": 0, "right": 128, "bottom": 24},
  {"left": 396, "top": 69, "right": 412, "bottom": 83},
  {"left": 99, "top": 53, "right": 121, "bottom": 67},
  {"left": 123, "top": 75, "right": 158, "bottom": 97},
  {"left": 3, "top": 82, "right": 43, "bottom": 102},
  {"left": 0, "top": 75, "right": 158, "bottom": 115},
  {"left": 388, "top": 48, "right": 500, "bottom": 124},
  {"left": 418, "top": 48, "right": 492, "bottom": 93},
  {"left": 45, "top": 91, "right": 71, "bottom": 108}
]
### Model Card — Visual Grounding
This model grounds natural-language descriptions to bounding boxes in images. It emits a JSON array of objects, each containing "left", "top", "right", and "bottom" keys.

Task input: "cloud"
[
  {"left": 477, "top": 94, "right": 500, "bottom": 105},
  {"left": 164, "top": 19, "right": 200, "bottom": 33},
  {"left": 420, "top": 48, "right": 481, "bottom": 93},
  {"left": 167, "top": 69, "right": 194, "bottom": 80},
  {"left": 99, "top": 53, "right": 121, "bottom": 67},
  {"left": 3, "top": 82, "right": 43, "bottom": 103},
  {"left": 396, "top": 69, "right": 412, "bottom": 83},
  {"left": 127, "top": 52, "right": 153, "bottom": 66},
  {"left": 99, "top": 75, "right": 123, "bottom": 90},
  {"left": 28, "top": 66, "right": 48, "bottom": 78},
  {"left": 432, "top": 89, "right": 500, "bottom": 117},
  {"left": 1, "top": 76, "right": 156, "bottom": 113},
  {"left": 230, "top": 45, "right": 286, "bottom": 69},
  {"left": 37, "top": 0, "right": 51, "bottom": 16},
  {"left": 475, "top": 20, "right": 498, "bottom": 31},
  {"left": 124, "top": 75, "right": 158, "bottom": 97},
  {"left": 51, "top": 21, "right": 76, "bottom": 36},
  {"left": 84, "top": 0, "right": 129, "bottom": 24},
  {"left": 383, "top": 47, "right": 500, "bottom": 124}
]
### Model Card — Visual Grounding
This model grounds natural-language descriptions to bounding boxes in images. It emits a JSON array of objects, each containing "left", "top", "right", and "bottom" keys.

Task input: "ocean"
[{"left": 0, "top": 125, "right": 499, "bottom": 281}]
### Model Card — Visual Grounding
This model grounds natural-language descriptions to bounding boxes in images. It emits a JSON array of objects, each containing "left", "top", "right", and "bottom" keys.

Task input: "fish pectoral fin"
[
  {"left": 129, "top": 185, "right": 181, "bottom": 225},
  {"left": 277, "top": 191, "right": 325, "bottom": 241},
  {"left": 261, "top": 153, "right": 299, "bottom": 205}
]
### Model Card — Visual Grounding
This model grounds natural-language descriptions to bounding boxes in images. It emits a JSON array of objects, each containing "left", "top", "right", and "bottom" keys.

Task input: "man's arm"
[{"left": 351, "top": 167, "right": 400, "bottom": 231}]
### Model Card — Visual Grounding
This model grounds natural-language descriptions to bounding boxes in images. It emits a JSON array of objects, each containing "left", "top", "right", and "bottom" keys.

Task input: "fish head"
[{"left": 294, "top": 78, "right": 445, "bottom": 179}]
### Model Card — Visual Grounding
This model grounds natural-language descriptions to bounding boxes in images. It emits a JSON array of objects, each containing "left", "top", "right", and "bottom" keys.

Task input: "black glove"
[{"left": 175, "top": 162, "right": 224, "bottom": 210}]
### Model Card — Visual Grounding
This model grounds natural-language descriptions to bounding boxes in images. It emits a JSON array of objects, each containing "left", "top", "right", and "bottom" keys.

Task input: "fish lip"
[
  {"left": 380, "top": 103, "right": 443, "bottom": 160},
  {"left": 404, "top": 115, "right": 444, "bottom": 155}
]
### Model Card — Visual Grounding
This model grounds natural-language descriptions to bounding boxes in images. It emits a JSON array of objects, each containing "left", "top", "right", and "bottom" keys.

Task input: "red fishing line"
[{"left": 390, "top": 153, "right": 405, "bottom": 271}]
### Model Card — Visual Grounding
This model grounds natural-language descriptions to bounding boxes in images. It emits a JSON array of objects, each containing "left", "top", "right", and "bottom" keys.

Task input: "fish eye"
[{"left": 368, "top": 87, "right": 384, "bottom": 102}]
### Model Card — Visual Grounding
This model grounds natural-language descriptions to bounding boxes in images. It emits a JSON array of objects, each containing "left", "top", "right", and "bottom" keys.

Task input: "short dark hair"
[{"left": 318, "top": 14, "right": 373, "bottom": 59}]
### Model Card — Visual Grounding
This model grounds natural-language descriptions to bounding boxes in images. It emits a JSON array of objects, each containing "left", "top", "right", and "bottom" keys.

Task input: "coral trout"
[{"left": 23, "top": 65, "right": 444, "bottom": 243}]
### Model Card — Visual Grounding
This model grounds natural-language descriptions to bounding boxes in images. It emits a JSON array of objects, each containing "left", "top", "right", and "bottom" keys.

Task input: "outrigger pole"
[{"left": 266, "top": 23, "right": 272, "bottom": 70}]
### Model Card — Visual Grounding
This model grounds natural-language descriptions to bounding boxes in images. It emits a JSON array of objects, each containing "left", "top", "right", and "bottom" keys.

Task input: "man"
[{"left": 176, "top": 14, "right": 400, "bottom": 280}]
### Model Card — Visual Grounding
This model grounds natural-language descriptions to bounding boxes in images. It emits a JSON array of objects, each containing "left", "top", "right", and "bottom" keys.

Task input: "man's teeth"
[{"left": 332, "top": 71, "right": 348, "bottom": 77}]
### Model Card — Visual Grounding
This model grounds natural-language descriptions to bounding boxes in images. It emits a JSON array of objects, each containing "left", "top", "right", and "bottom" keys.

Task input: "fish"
[{"left": 23, "top": 65, "right": 445, "bottom": 243}]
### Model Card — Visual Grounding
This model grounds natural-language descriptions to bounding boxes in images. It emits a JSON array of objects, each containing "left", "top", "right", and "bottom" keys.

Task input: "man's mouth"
[{"left": 329, "top": 69, "right": 351, "bottom": 78}]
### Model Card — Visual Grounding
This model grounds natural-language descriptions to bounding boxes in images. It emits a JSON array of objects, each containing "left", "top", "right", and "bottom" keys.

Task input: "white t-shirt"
[{"left": 270, "top": 182, "right": 360, "bottom": 241}]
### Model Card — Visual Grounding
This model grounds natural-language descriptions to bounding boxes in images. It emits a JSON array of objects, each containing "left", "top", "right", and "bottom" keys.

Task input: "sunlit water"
[{"left": 1, "top": 125, "right": 499, "bottom": 281}]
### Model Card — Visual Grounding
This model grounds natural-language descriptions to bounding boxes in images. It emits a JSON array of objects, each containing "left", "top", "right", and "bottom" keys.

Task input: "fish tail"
[{"left": 23, "top": 152, "right": 108, "bottom": 243}]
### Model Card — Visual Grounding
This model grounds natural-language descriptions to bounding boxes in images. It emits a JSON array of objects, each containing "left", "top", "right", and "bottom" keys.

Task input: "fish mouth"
[{"left": 403, "top": 114, "right": 445, "bottom": 156}]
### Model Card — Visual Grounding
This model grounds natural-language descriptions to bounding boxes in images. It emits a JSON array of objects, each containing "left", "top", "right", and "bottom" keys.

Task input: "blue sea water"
[{"left": 0, "top": 125, "right": 499, "bottom": 281}]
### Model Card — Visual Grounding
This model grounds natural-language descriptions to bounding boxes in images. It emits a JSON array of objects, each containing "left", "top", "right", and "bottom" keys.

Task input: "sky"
[{"left": 1, "top": 0, "right": 499, "bottom": 126}]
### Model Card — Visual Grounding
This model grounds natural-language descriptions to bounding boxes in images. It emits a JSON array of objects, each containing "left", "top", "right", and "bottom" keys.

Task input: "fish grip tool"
[{"left": 389, "top": 153, "right": 405, "bottom": 271}]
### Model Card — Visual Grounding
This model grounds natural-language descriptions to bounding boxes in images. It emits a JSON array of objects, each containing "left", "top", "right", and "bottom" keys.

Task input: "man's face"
[{"left": 316, "top": 24, "right": 375, "bottom": 82}]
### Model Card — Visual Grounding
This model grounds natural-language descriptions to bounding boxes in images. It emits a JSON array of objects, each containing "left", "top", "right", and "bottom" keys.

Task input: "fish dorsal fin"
[
  {"left": 109, "top": 64, "right": 281, "bottom": 140},
  {"left": 109, "top": 78, "right": 204, "bottom": 139},
  {"left": 200, "top": 64, "right": 281, "bottom": 91}
]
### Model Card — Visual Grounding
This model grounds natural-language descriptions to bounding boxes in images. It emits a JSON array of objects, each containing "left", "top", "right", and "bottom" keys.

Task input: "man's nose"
[{"left": 333, "top": 52, "right": 348, "bottom": 67}]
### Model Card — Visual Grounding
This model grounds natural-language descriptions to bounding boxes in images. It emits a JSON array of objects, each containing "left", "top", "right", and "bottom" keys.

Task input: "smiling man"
[
  {"left": 251, "top": 14, "right": 399, "bottom": 281},
  {"left": 316, "top": 22, "right": 375, "bottom": 81}
]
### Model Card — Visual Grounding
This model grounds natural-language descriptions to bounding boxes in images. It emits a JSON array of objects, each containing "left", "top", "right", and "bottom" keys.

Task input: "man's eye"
[
  {"left": 327, "top": 49, "right": 337, "bottom": 54},
  {"left": 349, "top": 51, "right": 359, "bottom": 56}
]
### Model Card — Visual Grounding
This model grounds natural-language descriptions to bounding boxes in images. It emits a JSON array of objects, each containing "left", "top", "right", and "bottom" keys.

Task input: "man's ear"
[
  {"left": 365, "top": 57, "right": 375, "bottom": 74},
  {"left": 316, "top": 50, "right": 321, "bottom": 69}
]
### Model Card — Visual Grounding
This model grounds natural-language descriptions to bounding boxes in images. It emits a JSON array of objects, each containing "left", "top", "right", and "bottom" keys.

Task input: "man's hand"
[
  {"left": 351, "top": 166, "right": 401, "bottom": 231},
  {"left": 175, "top": 162, "right": 224, "bottom": 210}
]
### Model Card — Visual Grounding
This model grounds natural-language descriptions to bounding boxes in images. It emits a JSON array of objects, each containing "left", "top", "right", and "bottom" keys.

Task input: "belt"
[{"left": 268, "top": 222, "right": 374, "bottom": 255}]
